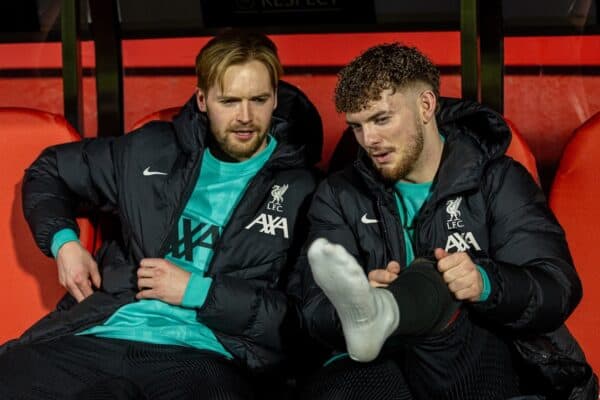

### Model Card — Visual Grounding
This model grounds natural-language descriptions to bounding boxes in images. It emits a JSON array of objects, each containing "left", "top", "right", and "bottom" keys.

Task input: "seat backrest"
[
  {"left": 0, "top": 108, "right": 95, "bottom": 343},
  {"left": 549, "top": 111, "right": 600, "bottom": 374},
  {"left": 131, "top": 106, "right": 181, "bottom": 131},
  {"left": 504, "top": 118, "right": 540, "bottom": 184}
]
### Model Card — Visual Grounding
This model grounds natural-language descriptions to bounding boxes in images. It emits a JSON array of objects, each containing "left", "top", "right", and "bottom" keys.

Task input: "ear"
[
  {"left": 272, "top": 88, "right": 278, "bottom": 111},
  {"left": 195, "top": 88, "right": 207, "bottom": 112},
  {"left": 419, "top": 90, "right": 437, "bottom": 124}
]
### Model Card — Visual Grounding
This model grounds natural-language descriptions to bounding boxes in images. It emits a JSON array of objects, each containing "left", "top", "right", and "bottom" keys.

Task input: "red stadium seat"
[
  {"left": 0, "top": 108, "right": 96, "bottom": 343},
  {"left": 131, "top": 106, "right": 181, "bottom": 131},
  {"left": 505, "top": 118, "right": 540, "bottom": 184},
  {"left": 549, "top": 111, "right": 600, "bottom": 375}
]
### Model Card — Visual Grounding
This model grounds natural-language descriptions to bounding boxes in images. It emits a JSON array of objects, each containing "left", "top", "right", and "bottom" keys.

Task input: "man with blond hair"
[{"left": 0, "top": 29, "right": 320, "bottom": 399}]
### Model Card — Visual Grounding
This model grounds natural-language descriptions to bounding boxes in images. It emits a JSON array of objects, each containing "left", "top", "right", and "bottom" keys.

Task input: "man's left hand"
[
  {"left": 136, "top": 258, "right": 190, "bottom": 305},
  {"left": 434, "top": 248, "right": 483, "bottom": 302},
  {"left": 368, "top": 261, "right": 401, "bottom": 287}
]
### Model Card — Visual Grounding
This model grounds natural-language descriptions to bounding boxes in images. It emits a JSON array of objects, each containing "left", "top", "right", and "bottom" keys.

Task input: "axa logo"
[
  {"left": 245, "top": 213, "right": 289, "bottom": 238},
  {"left": 165, "top": 218, "right": 220, "bottom": 262},
  {"left": 445, "top": 232, "right": 481, "bottom": 252},
  {"left": 267, "top": 184, "right": 288, "bottom": 213},
  {"left": 446, "top": 196, "right": 464, "bottom": 230}
]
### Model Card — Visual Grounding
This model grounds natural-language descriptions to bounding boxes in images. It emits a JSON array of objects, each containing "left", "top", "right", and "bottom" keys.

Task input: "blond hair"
[{"left": 195, "top": 29, "right": 283, "bottom": 92}]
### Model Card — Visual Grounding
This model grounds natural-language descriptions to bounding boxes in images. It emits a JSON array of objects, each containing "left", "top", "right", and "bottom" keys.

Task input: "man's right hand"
[
  {"left": 368, "top": 261, "right": 401, "bottom": 287},
  {"left": 56, "top": 241, "right": 101, "bottom": 302}
]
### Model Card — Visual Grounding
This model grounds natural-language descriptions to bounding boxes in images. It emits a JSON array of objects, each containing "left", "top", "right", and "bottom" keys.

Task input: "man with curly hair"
[{"left": 291, "top": 43, "right": 596, "bottom": 399}]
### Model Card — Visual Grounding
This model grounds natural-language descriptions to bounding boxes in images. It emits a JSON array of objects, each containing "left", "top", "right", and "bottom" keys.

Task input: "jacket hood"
[
  {"left": 171, "top": 95, "right": 207, "bottom": 155},
  {"left": 437, "top": 97, "right": 510, "bottom": 160},
  {"left": 353, "top": 97, "right": 512, "bottom": 198},
  {"left": 432, "top": 97, "right": 512, "bottom": 197}
]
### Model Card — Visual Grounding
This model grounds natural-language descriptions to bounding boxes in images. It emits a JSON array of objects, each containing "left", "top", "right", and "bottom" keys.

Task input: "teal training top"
[
  {"left": 394, "top": 179, "right": 490, "bottom": 301},
  {"left": 53, "top": 136, "right": 277, "bottom": 356},
  {"left": 394, "top": 180, "right": 433, "bottom": 267}
]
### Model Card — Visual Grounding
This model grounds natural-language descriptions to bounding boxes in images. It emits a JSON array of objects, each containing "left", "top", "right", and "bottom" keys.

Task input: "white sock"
[{"left": 307, "top": 238, "right": 400, "bottom": 362}]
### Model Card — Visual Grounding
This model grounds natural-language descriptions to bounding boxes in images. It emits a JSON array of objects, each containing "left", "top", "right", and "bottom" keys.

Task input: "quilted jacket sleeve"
[
  {"left": 471, "top": 159, "right": 582, "bottom": 333},
  {"left": 22, "top": 138, "right": 119, "bottom": 257},
  {"left": 198, "top": 275, "right": 289, "bottom": 356}
]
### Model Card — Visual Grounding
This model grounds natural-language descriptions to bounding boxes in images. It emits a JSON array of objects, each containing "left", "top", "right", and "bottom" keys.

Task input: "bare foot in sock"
[{"left": 308, "top": 238, "right": 400, "bottom": 362}]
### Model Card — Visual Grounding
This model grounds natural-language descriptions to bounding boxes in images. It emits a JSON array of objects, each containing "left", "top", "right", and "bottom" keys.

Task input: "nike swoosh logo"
[
  {"left": 361, "top": 213, "right": 378, "bottom": 224},
  {"left": 143, "top": 167, "right": 167, "bottom": 176}
]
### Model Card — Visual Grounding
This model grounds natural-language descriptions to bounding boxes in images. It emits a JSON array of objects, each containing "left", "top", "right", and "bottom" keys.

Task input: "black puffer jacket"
[
  {"left": 292, "top": 98, "right": 597, "bottom": 398},
  {"left": 7, "top": 87, "right": 320, "bottom": 374}
]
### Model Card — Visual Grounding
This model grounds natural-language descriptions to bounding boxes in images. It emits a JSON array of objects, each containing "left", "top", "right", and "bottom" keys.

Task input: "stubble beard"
[
  {"left": 377, "top": 120, "right": 425, "bottom": 182},
  {"left": 212, "top": 124, "right": 268, "bottom": 161},
  {"left": 223, "top": 133, "right": 265, "bottom": 160}
]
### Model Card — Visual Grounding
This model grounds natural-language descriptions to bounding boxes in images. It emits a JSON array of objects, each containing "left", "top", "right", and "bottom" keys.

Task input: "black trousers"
[
  {"left": 0, "top": 335, "right": 255, "bottom": 400},
  {"left": 298, "top": 258, "right": 524, "bottom": 400},
  {"left": 298, "top": 311, "right": 525, "bottom": 400}
]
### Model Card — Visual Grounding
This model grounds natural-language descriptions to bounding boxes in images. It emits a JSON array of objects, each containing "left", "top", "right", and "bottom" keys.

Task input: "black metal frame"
[
  {"left": 460, "top": 0, "right": 480, "bottom": 104},
  {"left": 57, "top": 0, "right": 524, "bottom": 135},
  {"left": 461, "top": 0, "right": 504, "bottom": 114},
  {"left": 61, "top": 0, "right": 83, "bottom": 133},
  {"left": 88, "top": 0, "right": 124, "bottom": 137},
  {"left": 480, "top": 1, "right": 504, "bottom": 114}
]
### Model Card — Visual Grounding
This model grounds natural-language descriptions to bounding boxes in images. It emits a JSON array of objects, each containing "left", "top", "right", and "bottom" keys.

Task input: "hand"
[
  {"left": 56, "top": 241, "right": 101, "bottom": 302},
  {"left": 368, "top": 261, "right": 401, "bottom": 288},
  {"left": 136, "top": 258, "right": 191, "bottom": 305},
  {"left": 434, "top": 248, "right": 483, "bottom": 302}
]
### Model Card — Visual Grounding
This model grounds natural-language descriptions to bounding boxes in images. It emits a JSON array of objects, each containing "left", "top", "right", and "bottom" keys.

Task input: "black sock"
[{"left": 385, "top": 257, "right": 461, "bottom": 336}]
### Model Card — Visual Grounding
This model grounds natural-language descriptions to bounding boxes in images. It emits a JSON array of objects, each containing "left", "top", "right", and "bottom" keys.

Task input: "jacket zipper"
[
  {"left": 156, "top": 152, "right": 204, "bottom": 257},
  {"left": 205, "top": 167, "right": 271, "bottom": 276},
  {"left": 376, "top": 197, "right": 393, "bottom": 265},
  {"left": 412, "top": 203, "right": 426, "bottom": 257}
]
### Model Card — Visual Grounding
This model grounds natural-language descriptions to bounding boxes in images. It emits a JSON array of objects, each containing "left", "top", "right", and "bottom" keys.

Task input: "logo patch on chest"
[
  {"left": 444, "top": 232, "right": 482, "bottom": 252},
  {"left": 443, "top": 196, "right": 482, "bottom": 252},
  {"left": 267, "top": 184, "right": 288, "bottom": 213},
  {"left": 245, "top": 213, "right": 289, "bottom": 238},
  {"left": 165, "top": 218, "right": 220, "bottom": 262},
  {"left": 445, "top": 197, "right": 464, "bottom": 230}
]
